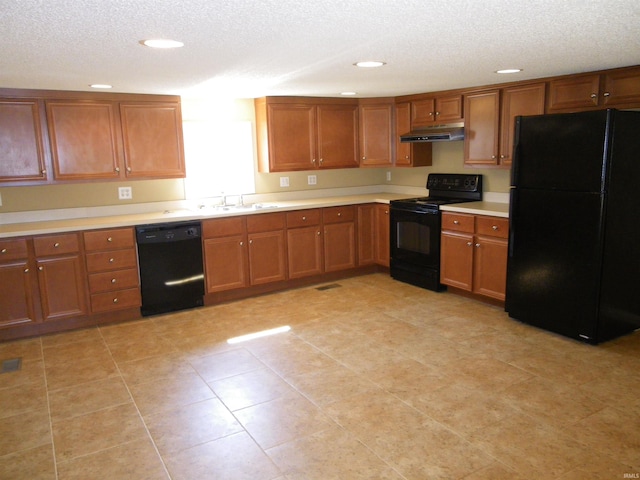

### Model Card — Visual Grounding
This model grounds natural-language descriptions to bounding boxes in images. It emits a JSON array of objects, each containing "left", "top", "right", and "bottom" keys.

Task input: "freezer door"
[
  {"left": 512, "top": 110, "right": 610, "bottom": 192},
  {"left": 506, "top": 188, "right": 604, "bottom": 342}
]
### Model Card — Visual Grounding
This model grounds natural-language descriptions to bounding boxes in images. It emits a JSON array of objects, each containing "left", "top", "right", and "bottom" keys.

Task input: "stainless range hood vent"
[{"left": 400, "top": 122, "right": 465, "bottom": 143}]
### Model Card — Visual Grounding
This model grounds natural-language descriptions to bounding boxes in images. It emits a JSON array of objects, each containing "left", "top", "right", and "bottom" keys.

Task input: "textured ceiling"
[{"left": 1, "top": 0, "right": 640, "bottom": 99}]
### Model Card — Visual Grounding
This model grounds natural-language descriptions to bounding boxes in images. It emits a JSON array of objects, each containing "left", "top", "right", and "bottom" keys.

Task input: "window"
[{"left": 182, "top": 120, "right": 255, "bottom": 200}]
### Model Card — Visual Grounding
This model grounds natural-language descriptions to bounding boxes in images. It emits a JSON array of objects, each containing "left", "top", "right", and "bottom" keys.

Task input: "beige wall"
[{"left": 0, "top": 98, "right": 510, "bottom": 213}]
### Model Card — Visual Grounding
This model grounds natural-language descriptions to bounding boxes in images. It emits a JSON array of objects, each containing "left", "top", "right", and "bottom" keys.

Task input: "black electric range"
[{"left": 389, "top": 174, "right": 483, "bottom": 291}]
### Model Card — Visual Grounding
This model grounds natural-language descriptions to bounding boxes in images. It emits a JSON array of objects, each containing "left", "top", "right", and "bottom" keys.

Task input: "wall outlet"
[
  {"left": 386, "top": 171, "right": 391, "bottom": 181},
  {"left": 118, "top": 186, "right": 132, "bottom": 200},
  {"left": 279, "top": 177, "right": 289, "bottom": 187},
  {"left": 307, "top": 175, "right": 317, "bottom": 185}
]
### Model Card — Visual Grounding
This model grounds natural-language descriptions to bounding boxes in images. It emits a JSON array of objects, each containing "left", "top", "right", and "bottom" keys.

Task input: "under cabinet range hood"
[{"left": 400, "top": 122, "right": 465, "bottom": 142}]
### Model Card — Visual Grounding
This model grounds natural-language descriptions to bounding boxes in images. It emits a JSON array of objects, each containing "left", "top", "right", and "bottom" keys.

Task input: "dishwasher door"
[{"left": 136, "top": 221, "right": 204, "bottom": 316}]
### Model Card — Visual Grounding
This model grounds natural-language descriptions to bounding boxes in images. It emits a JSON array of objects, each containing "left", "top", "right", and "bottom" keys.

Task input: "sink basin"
[{"left": 193, "top": 203, "right": 280, "bottom": 213}]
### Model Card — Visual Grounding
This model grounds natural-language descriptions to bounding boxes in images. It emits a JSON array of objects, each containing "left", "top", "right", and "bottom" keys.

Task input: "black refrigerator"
[{"left": 506, "top": 109, "right": 640, "bottom": 344}]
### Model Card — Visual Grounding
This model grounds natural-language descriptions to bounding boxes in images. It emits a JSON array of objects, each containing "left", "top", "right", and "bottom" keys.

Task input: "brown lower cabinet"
[
  {"left": 440, "top": 212, "right": 509, "bottom": 301},
  {"left": 286, "top": 209, "right": 323, "bottom": 279}
]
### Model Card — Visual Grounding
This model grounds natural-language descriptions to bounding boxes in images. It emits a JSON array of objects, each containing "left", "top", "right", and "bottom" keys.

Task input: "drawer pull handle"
[
  {"left": 113, "top": 298, "right": 119, "bottom": 303},
  {"left": 54, "top": 242, "right": 60, "bottom": 248},
  {"left": 107, "top": 237, "right": 113, "bottom": 242},
  {"left": 492, "top": 225, "right": 498, "bottom": 230},
  {"left": 453, "top": 220, "right": 460, "bottom": 225}
]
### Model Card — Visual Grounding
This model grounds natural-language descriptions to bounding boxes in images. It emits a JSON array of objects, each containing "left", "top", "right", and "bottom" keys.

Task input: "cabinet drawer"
[
  {"left": 34, "top": 233, "right": 80, "bottom": 256},
  {"left": 476, "top": 216, "right": 509, "bottom": 238},
  {"left": 86, "top": 249, "right": 137, "bottom": 273},
  {"left": 88, "top": 268, "right": 139, "bottom": 293},
  {"left": 286, "top": 209, "right": 321, "bottom": 228},
  {"left": 203, "top": 217, "right": 245, "bottom": 238},
  {"left": 246, "top": 212, "right": 285, "bottom": 233},
  {"left": 323, "top": 206, "right": 355, "bottom": 224},
  {"left": 441, "top": 213, "right": 474, "bottom": 233},
  {"left": 84, "top": 228, "right": 134, "bottom": 251},
  {"left": 90, "top": 287, "right": 141, "bottom": 313},
  {"left": 0, "top": 238, "right": 28, "bottom": 260}
]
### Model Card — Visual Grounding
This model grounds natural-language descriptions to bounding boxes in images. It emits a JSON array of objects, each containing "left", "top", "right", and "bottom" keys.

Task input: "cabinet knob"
[
  {"left": 109, "top": 258, "right": 115, "bottom": 263},
  {"left": 126, "top": 167, "right": 132, "bottom": 172},
  {"left": 38, "top": 266, "right": 44, "bottom": 271},
  {"left": 435, "top": 111, "right": 440, "bottom": 116},
  {"left": 312, "top": 158, "right": 316, "bottom": 164},
  {"left": 337, "top": 212, "right": 342, "bottom": 217},
  {"left": 405, "top": 155, "right": 410, "bottom": 159},
  {"left": 41, "top": 169, "right": 47, "bottom": 175},
  {"left": 603, "top": 92, "right": 611, "bottom": 97},
  {"left": 319, "top": 158, "right": 323, "bottom": 165},
  {"left": 467, "top": 242, "right": 473, "bottom": 247},
  {"left": 429, "top": 112, "right": 434, "bottom": 117},
  {"left": 302, "top": 216, "right": 306, "bottom": 221},
  {"left": 107, "top": 237, "right": 113, "bottom": 242},
  {"left": 240, "top": 241, "right": 244, "bottom": 246},
  {"left": 249, "top": 240, "right": 253, "bottom": 244},
  {"left": 317, "top": 231, "right": 321, "bottom": 235},
  {"left": 475, "top": 243, "right": 481, "bottom": 248},
  {"left": 24, "top": 268, "right": 29, "bottom": 273},
  {"left": 362, "top": 156, "right": 366, "bottom": 160},
  {"left": 491, "top": 155, "right": 497, "bottom": 159},
  {"left": 453, "top": 220, "right": 460, "bottom": 225},
  {"left": 111, "top": 278, "right": 117, "bottom": 284},
  {"left": 113, "top": 298, "right": 119, "bottom": 304},
  {"left": 590, "top": 93, "right": 597, "bottom": 99},
  {"left": 1, "top": 248, "right": 6, "bottom": 254},
  {"left": 115, "top": 167, "right": 120, "bottom": 173},
  {"left": 384, "top": 210, "right": 388, "bottom": 215},
  {"left": 500, "top": 155, "right": 505, "bottom": 159},
  {"left": 54, "top": 242, "right": 60, "bottom": 248},
  {"left": 492, "top": 225, "right": 498, "bottom": 230}
]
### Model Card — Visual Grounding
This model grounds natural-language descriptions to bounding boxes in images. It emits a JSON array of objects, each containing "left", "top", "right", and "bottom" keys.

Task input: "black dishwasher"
[{"left": 135, "top": 221, "right": 204, "bottom": 316}]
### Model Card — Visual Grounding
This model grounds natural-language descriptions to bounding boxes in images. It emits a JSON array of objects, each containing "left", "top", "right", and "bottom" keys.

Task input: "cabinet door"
[
  {"left": 499, "top": 83, "right": 546, "bottom": 166},
  {"left": 0, "top": 99, "right": 48, "bottom": 183},
  {"left": 36, "top": 255, "right": 88, "bottom": 321},
  {"left": 0, "top": 260, "right": 37, "bottom": 328},
  {"left": 473, "top": 235, "right": 508, "bottom": 300},
  {"left": 411, "top": 98, "right": 436, "bottom": 127},
  {"left": 287, "top": 226, "right": 323, "bottom": 279},
  {"left": 265, "top": 103, "right": 316, "bottom": 171},
  {"left": 602, "top": 67, "right": 640, "bottom": 107},
  {"left": 357, "top": 204, "right": 376, "bottom": 266},
  {"left": 395, "top": 102, "right": 412, "bottom": 166},
  {"left": 440, "top": 231, "right": 473, "bottom": 290},
  {"left": 464, "top": 90, "right": 500, "bottom": 166},
  {"left": 120, "top": 102, "right": 185, "bottom": 178},
  {"left": 411, "top": 95, "right": 462, "bottom": 126},
  {"left": 46, "top": 100, "right": 122, "bottom": 180},
  {"left": 317, "top": 104, "right": 359, "bottom": 169},
  {"left": 435, "top": 95, "right": 463, "bottom": 123},
  {"left": 203, "top": 235, "right": 247, "bottom": 293},
  {"left": 546, "top": 74, "right": 601, "bottom": 112},
  {"left": 324, "top": 222, "right": 355, "bottom": 272},
  {"left": 375, "top": 204, "right": 390, "bottom": 267},
  {"left": 359, "top": 103, "right": 393, "bottom": 167},
  {"left": 248, "top": 230, "right": 287, "bottom": 285}
]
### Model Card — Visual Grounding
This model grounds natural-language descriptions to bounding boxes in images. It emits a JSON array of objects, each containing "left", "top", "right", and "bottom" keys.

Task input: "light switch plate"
[
  {"left": 386, "top": 171, "right": 391, "bottom": 181},
  {"left": 118, "top": 186, "right": 132, "bottom": 200},
  {"left": 279, "top": 177, "right": 289, "bottom": 187},
  {"left": 307, "top": 175, "right": 317, "bottom": 185},
  {"left": 0, "top": 192, "right": 3, "bottom": 206}
]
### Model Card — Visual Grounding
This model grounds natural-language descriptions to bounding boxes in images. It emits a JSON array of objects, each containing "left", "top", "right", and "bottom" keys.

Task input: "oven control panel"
[{"left": 426, "top": 174, "right": 481, "bottom": 192}]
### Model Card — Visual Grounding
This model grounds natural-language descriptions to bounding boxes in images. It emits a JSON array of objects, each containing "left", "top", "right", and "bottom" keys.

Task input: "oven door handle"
[{"left": 390, "top": 206, "right": 439, "bottom": 215}]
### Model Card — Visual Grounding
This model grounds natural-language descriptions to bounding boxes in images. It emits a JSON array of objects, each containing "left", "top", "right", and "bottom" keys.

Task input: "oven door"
[{"left": 390, "top": 205, "right": 443, "bottom": 290}]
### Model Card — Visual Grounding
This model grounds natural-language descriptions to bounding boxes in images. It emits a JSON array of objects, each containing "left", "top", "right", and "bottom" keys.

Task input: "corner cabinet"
[
  {"left": 359, "top": 99, "right": 394, "bottom": 167},
  {"left": 255, "top": 97, "right": 359, "bottom": 172},
  {"left": 440, "top": 212, "right": 509, "bottom": 301}
]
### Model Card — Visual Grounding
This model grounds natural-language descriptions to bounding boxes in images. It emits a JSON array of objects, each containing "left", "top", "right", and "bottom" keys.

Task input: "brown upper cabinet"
[
  {"left": 255, "top": 97, "right": 359, "bottom": 172},
  {"left": 464, "top": 83, "right": 545, "bottom": 167},
  {"left": 394, "top": 102, "right": 432, "bottom": 167},
  {"left": 547, "top": 66, "right": 640, "bottom": 112},
  {"left": 410, "top": 94, "right": 463, "bottom": 127},
  {"left": 0, "top": 89, "right": 185, "bottom": 185},
  {"left": 0, "top": 98, "right": 49, "bottom": 183},
  {"left": 359, "top": 99, "right": 394, "bottom": 167}
]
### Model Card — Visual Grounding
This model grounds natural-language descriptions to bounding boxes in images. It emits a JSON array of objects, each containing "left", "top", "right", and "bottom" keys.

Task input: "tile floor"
[{"left": 1, "top": 273, "right": 640, "bottom": 479}]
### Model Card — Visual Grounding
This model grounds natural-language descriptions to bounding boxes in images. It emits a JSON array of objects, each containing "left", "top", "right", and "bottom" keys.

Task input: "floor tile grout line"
[
  {"left": 96, "top": 325, "right": 174, "bottom": 480},
  {"left": 40, "top": 336, "right": 60, "bottom": 480}
]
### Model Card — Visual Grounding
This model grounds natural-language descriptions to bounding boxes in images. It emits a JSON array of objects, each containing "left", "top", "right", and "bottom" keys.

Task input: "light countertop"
[{"left": 1, "top": 194, "right": 509, "bottom": 238}]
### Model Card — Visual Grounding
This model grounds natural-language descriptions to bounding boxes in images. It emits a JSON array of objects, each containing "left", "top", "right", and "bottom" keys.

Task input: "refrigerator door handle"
[{"left": 508, "top": 189, "right": 517, "bottom": 258}]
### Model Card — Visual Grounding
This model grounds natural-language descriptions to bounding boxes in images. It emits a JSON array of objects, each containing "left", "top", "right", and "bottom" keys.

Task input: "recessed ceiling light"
[
  {"left": 140, "top": 39, "right": 184, "bottom": 49},
  {"left": 341, "top": 91, "right": 357, "bottom": 96},
  {"left": 90, "top": 84, "right": 112, "bottom": 89},
  {"left": 354, "top": 61, "right": 386, "bottom": 68},
  {"left": 496, "top": 68, "right": 522, "bottom": 74}
]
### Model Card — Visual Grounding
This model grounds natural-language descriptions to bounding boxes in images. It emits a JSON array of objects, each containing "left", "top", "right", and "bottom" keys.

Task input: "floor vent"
[
  {"left": 316, "top": 283, "right": 342, "bottom": 291},
  {"left": 1, "top": 358, "right": 22, "bottom": 374}
]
